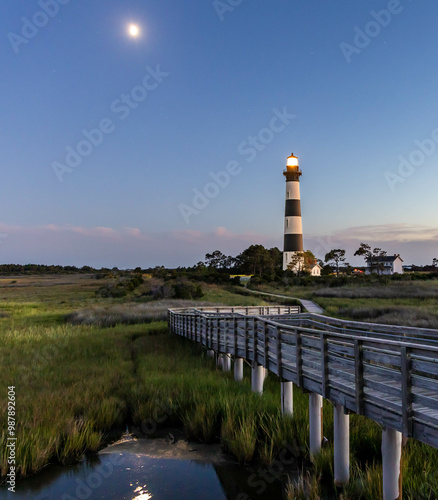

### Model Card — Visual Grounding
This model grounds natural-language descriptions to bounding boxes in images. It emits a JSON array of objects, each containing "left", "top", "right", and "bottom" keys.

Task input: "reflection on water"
[
  {"left": 1, "top": 451, "right": 290, "bottom": 500},
  {"left": 132, "top": 484, "right": 152, "bottom": 500}
]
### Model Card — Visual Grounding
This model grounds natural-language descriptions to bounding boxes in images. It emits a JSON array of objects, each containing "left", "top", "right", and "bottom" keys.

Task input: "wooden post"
[
  {"left": 295, "top": 329, "right": 304, "bottom": 388},
  {"left": 321, "top": 333, "right": 329, "bottom": 399},
  {"left": 309, "top": 393, "right": 323, "bottom": 456},
  {"left": 382, "top": 426, "right": 402, "bottom": 500},
  {"left": 251, "top": 362, "right": 264, "bottom": 394},
  {"left": 275, "top": 325, "right": 282, "bottom": 379},
  {"left": 253, "top": 318, "right": 258, "bottom": 365},
  {"left": 401, "top": 346, "right": 413, "bottom": 437},
  {"left": 234, "top": 357, "right": 244, "bottom": 381},
  {"left": 334, "top": 403, "right": 350, "bottom": 485},
  {"left": 233, "top": 317, "right": 238, "bottom": 358},
  {"left": 281, "top": 381, "right": 293, "bottom": 416},
  {"left": 263, "top": 321, "right": 269, "bottom": 370},
  {"left": 244, "top": 317, "right": 249, "bottom": 359},
  {"left": 354, "top": 339, "right": 364, "bottom": 415}
]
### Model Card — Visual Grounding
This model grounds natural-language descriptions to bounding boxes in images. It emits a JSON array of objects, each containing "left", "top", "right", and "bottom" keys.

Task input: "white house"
[
  {"left": 366, "top": 254, "right": 404, "bottom": 275},
  {"left": 310, "top": 263, "right": 322, "bottom": 276}
]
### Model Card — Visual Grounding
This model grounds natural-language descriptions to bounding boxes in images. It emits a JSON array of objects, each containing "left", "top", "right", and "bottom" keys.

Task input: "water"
[{"left": 1, "top": 441, "right": 292, "bottom": 500}]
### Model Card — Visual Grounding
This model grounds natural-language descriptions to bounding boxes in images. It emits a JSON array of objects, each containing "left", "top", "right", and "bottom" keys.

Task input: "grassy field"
[
  {"left": 1, "top": 275, "right": 438, "bottom": 499},
  {"left": 253, "top": 280, "right": 438, "bottom": 328}
]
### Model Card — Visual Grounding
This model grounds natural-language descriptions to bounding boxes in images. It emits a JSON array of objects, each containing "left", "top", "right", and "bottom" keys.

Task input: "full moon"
[{"left": 129, "top": 24, "right": 139, "bottom": 37}]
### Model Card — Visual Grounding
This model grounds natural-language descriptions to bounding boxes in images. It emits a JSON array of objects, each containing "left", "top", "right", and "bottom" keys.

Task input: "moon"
[{"left": 128, "top": 24, "right": 139, "bottom": 37}]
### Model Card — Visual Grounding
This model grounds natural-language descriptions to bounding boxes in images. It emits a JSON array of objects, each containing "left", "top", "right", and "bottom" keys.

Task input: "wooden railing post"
[
  {"left": 216, "top": 317, "right": 219, "bottom": 352},
  {"left": 401, "top": 346, "right": 413, "bottom": 437},
  {"left": 244, "top": 317, "right": 249, "bottom": 359},
  {"left": 321, "top": 333, "right": 329, "bottom": 399},
  {"left": 233, "top": 316, "right": 238, "bottom": 357},
  {"left": 295, "top": 329, "right": 303, "bottom": 388},
  {"left": 354, "top": 339, "right": 364, "bottom": 415},
  {"left": 275, "top": 326, "right": 282, "bottom": 379},
  {"left": 224, "top": 317, "right": 228, "bottom": 355},
  {"left": 263, "top": 321, "right": 269, "bottom": 370}
]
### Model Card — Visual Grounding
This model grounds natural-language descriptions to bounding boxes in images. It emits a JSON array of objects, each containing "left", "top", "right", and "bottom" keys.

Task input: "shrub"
[{"left": 173, "top": 281, "right": 203, "bottom": 299}]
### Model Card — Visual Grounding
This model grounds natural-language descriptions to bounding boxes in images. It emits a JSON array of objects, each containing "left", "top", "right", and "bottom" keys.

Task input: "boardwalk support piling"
[
  {"left": 334, "top": 404, "right": 349, "bottom": 485},
  {"left": 234, "top": 357, "right": 244, "bottom": 381},
  {"left": 223, "top": 354, "right": 232, "bottom": 372},
  {"left": 281, "top": 381, "right": 293, "bottom": 416},
  {"left": 207, "top": 349, "right": 215, "bottom": 358},
  {"left": 382, "top": 426, "right": 402, "bottom": 500},
  {"left": 309, "top": 393, "right": 323, "bottom": 455},
  {"left": 251, "top": 363, "right": 264, "bottom": 394},
  {"left": 216, "top": 354, "right": 223, "bottom": 369}
]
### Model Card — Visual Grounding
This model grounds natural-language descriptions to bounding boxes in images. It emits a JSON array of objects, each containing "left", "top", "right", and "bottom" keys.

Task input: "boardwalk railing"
[{"left": 168, "top": 306, "right": 438, "bottom": 500}]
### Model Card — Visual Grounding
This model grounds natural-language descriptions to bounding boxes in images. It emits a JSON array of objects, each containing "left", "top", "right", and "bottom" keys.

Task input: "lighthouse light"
[{"left": 286, "top": 155, "right": 299, "bottom": 167}]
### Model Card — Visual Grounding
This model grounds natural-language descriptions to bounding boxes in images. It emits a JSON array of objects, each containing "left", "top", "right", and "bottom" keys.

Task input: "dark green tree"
[
  {"left": 325, "top": 249, "right": 347, "bottom": 277},
  {"left": 205, "top": 250, "right": 229, "bottom": 269},
  {"left": 354, "top": 243, "right": 387, "bottom": 274},
  {"left": 236, "top": 245, "right": 274, "bottom": 276}
]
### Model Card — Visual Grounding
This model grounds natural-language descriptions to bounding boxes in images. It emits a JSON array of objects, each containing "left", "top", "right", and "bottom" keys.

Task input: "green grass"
[
  {"left": 201, "top": 284, "right": 269, "bottom": 306},
  {"left": 252, "top": 281, "right": 438, "bottom": 328}
]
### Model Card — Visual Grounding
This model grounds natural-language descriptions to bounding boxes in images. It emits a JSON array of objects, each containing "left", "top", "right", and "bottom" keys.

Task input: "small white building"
[
  {"left": 310, "top": 263, "right": 322, "bottom": 276},
  {"left": 366, "top": 255, "right": 404, "bottom": 275}
]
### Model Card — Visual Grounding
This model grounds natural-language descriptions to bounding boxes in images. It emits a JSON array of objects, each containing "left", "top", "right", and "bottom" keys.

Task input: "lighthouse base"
[{"left": 283, "top": 251, "right": 304, "bottom": 272}]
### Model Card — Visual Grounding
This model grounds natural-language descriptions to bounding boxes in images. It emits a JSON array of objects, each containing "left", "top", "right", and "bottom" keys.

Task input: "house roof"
[{"left": 366, "top": 255, "right": 403, "bottom": 263}]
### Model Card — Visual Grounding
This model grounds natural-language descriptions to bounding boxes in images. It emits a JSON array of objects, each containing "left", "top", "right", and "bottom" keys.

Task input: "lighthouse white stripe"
[
  {"left": 285, "top": 181, "right": 300, "bottom": 200},
  {"left": 284, "top": 216, "right": 302, "bottom": 234}
]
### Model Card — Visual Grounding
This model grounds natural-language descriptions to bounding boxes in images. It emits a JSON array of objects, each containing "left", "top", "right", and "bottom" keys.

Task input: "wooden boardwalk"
[{"left": 168, "top": 306, "right": 438, "bottom": 450}]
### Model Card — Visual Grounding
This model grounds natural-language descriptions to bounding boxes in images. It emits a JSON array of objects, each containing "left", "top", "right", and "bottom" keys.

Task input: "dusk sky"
[{"left": 1, "top": 0, "right": 438, "bottom": 268}]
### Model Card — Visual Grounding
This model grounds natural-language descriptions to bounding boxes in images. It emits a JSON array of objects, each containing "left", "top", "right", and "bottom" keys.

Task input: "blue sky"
[{"left": 1, "top": 0, "right": 438, "bottom": 268}]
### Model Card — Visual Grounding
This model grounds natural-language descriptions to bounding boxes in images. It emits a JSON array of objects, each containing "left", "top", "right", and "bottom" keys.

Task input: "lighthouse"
[{"left": 283, "top": 153, "right": 304, "bottom": 271}]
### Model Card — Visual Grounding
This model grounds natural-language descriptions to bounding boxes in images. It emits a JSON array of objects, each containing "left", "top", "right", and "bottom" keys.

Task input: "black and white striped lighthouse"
[{"left": 283, "top": 153, "right": 304, "bottom": 271}]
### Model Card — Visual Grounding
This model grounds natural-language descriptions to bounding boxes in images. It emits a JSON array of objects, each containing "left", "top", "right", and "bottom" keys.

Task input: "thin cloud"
[
  {"left": 0, "top": 222, "right": 435, "bottom": 267},
  {"left": 333, "top": 224, "right": 438, "bottom": 243}
]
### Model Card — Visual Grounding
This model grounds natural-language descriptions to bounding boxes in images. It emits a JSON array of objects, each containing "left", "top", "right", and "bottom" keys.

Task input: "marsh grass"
[
  {"left": 221, "top": 411, "right": 257, "bottom": 463},
  {"left": 314, "top": 284, "right": 438, "bottom": 300},
  {"left": 65, "top": 299, "right": 218, "bottom": 327},
  {"left": 338, "top": 305, "right": 438, "bottom": 329},
  {"left": 286, "top": 470, "right": 321, "bottom": 499}
]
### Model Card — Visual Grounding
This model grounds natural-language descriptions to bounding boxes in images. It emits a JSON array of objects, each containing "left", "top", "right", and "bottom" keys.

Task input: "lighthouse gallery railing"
[{"left": 168, "top": 306, "right": 438, "bottom": 450}]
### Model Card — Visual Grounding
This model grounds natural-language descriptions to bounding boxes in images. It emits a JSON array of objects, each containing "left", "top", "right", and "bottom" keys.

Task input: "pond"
[{"left": 2, "top": 434, "right": 296, "bottom": 500}]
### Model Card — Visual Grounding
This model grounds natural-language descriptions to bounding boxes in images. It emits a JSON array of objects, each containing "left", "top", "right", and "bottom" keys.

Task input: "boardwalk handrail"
[
  {"left": 268, "top": 314, "right": 438, "bottom": 348},
  {"left": 168, "top": 307, "right": 438, "bottom": 451}
]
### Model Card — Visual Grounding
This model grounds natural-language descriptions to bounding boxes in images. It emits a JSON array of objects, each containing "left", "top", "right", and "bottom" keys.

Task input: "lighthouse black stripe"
[
  {"left": 285, "top": 200, "right": 301, "bottom": 217},
  {"left": 284, "top": 234, "right": 304, "bottom": 252}
]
